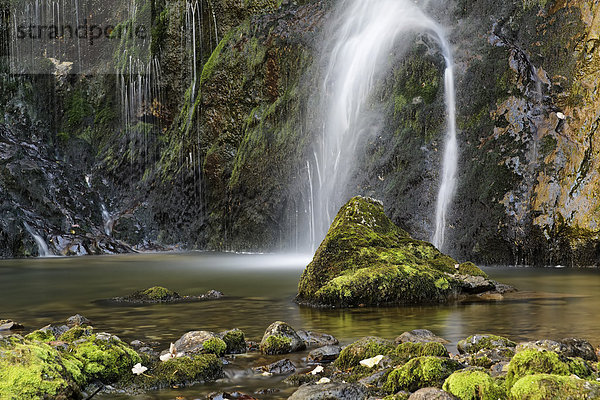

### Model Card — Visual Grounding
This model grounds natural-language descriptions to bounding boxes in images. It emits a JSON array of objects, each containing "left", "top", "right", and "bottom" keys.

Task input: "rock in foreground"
[{"left": 297, "top": 197, "right": 512, "bottom": 308}]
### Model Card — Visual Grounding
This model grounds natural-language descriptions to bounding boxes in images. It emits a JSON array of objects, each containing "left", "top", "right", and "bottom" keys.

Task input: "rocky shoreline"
[{"left": 2, "top": 315, "right": 600, "bottom": 399}]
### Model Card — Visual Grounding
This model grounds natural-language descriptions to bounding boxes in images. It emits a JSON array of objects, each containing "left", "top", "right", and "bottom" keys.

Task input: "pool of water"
[{"left": 2, "top": 252, "right": 600, "bottom": 398}]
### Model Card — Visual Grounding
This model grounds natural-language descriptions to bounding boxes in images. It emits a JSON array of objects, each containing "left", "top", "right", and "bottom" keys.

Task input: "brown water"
[{"left": 1, "top": 252, "right": 600, "bottom": 399}]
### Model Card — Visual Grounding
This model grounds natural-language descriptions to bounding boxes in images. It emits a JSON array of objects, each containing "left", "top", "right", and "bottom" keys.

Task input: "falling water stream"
[{"left": 306, "top": 0, "right": 457, "bottom": 251}]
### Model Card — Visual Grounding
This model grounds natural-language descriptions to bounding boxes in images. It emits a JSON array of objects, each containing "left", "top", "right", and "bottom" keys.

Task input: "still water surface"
[{"left": 1, "top": 252, "right": 600, "bottom": 398}]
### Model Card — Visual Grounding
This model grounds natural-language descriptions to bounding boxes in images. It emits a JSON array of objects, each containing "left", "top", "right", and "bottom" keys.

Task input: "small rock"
[
  {"left": 395, "top": 329, "right": 449, "bottom": 344},
  {"left": 308, "top": 345, "right": 341, "bottom": 363},
  {"left": 219, "top": 328, "right": 247, "bottom": 354},
  {"left": 409, "top": 387, "right": 458, "bottom": 399},
  {"left": 0, "top": 320, "right": 25, "bottom": 331},
  {"left": 66, "top": 314, "right": 90, "bottom": 327},
  {"left": 253, "top": 359, "right": 296, "bottom": 375},
  {"left": 287, "top": 382, "right": 366, "bottom": 399},
  {"left": 205, "top": 290, "right": 224, "bottom": 299},
  {"left": 260, "top": 321, "right": 306, "bottom": 355},
  {"left": 561, "top": 337, "right": 597, "bottom": 361},
  {"left": 255, "top": 388, "right": 280, "bottom": 395},
  {"left": 457, "top": 334, "right": 516, "bottom": 354},
  {"left": 174, "top": 330, "right": 217, "bottom": 355},
  {"left": 130, "top": 340, "right": 144, "bottom": 348},
  {"left": 207, "top": 392, "right": 259, "bottom": 400},
  {"left": 516, "top": 339, "right": 567, "bottom": 355},
  {"left": 297, "top": 330, "right": 339, "bottom": 347},
  {"left": 490, "top": 361, "right": 509, "bottom": 377},
  {"left": 455, "top": 275, "right": 496, "bottom": 294}
]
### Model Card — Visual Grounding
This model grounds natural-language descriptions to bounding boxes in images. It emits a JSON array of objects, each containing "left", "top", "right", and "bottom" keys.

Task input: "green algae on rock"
[
  {"left": 334, "top": 336, "right": 396, "bottom": 370},
  {"left": 296, "top": 196, "right": 505, "bottom": 307},
  {"left": 383, "top": 356, "right": 463, "bottom": 393},
  {"left": 509, "top": 373, "right": 600, "bottom": 399}
]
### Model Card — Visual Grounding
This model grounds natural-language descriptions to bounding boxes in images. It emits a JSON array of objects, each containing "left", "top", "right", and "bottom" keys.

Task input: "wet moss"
[
  {"left": 25, "top": 329, "right": 56, "bottom": 342},
  {"left": 136, "top": 354, "right": 223, "bottom": 389},
  {"left": 141, "top": 286, "right": 177, "bottom": 300},
  {"left": 59, "top": 326, "right": 93, "bottom": 343},
  {"left": 221, "top": 329, "right": 246, "bottom": 354},
  {"left": 506, "top": 349, "right": 593, "bottom": 388},
  {"left": 458, "top": 335, "right": 517, "bottom": 354},
  {"left": 70, "top": 333, "right": 141, "bottom": 383},
  {"left": 334, "top": 337, "right": 396, "bottom": 370},
  {"left": 262, "top": 335, "right": 292, "bottom": 355},
  {"left": 509, "top": 373, "right": 600, "bottom": 399},
  {"left": 458, "top": 262, "right": 488, "bottom": 278},
  {"left": 0, "top": 338, "right": 81, "bottom": 399},
  {"left": 394, "top": 342, "right": 448, "bottom": 363},
  {"left": 202, "top": 337, "right": 227, "bottom": 357},
  {"left": 443, "top": 369, "right": 507, "bottom": 400},
  {"left": 383, "top": 356, "right": 463, "bottom": 393}
]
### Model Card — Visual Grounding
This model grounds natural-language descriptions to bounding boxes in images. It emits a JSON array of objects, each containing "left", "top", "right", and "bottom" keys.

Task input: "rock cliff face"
[{"left": 2, "top": 0, "right": 600, "bottom": 264}]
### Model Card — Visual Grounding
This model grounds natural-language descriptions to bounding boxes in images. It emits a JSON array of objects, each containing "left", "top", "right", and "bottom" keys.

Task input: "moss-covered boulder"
[
  {"left": 394, "top": 342, "right": 449, "bottom": 363},
  {"left": 132, "top": 354, "right": 223, "bottom": 390},
  {"left": 110, "top": 287, "right": 224, "bottom": 304},
  {"left": 384, "top": 356, "right": 463, "bottom": 393},
  {"left": 505, "top": 349, "right": 593, "bottom": 388},
  {"left": 0, "top": 336, "right": 82, "bottom": 399},
  {"left": 509, "top": 373, "right": 600, "bottom": 399},
  {"left": 259, "top": 321, "right": 306, "bottom": 355},
  {"left": 443, "top": 369, "right": 506, "bottom": 400},
  {"left": 334, "top": 336, "right": 396, "bottom": 370},
  {"left": 457, "top": 334, "right": 517, "bottom": 355},
  {"left": 173, "top": 331, "right": 227, "bottom": 357},
  {"left": 219, "top": 328, "right": 247, "bottom": 354},
  {"left": 296, "top": 197, "right": 497, "bottom": 307}
]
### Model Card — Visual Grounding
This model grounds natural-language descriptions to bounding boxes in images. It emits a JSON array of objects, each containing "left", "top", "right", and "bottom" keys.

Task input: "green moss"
[
  {"left": 509, "top": 373, "right": 600, "bottom": 399},
  {"left": 65, "top": 90, "right": 92, "bottom": 130},
  {"left": 335, "top": 337, "right": 396, "bottom": 370},
  {"left": 394, "top": 342, "right": 448, "bottom": 363},
  {"left": 506, "top": 349, "right": 593, "bottom": 388},
  {"left": 202, "top": 337, "right": 227, "bottom": 357},
  {"left": 60, "top": 326, "right": 93, "bottom": 343},
  {"left": 443, "top": 370, "right": 507, "bottom": 400},
  {"left": 200, "top": 30, "right": 234, "bottom": 87},
  {"left": 25, "top": 329, "right": 55, "bottom": 342},
  {"left": 0, "top": 338, "right": 80, "bottom": 399},
  {"left": 458, "top": 262, "right": 488, "bottom": 278},
  {"left": 458, "top": 335, "right": 517, "bottom": 354},
  {"left": 141, "top": 286, "right": 176, "bottom": 300},
  {"left": 71, "top": 333, "right": 141, "bottom": 383},
  {"left": 384, "top": 356, "right": 463, "bottom": 393},
  {"left": 136, "top": 354, "right": 223, "bottom": 389},
  {"left": 221, "top": 329, "right": 246, "bottom": 354},
  {"left": 262, "top": 335, "right": 292, "bottom": 355}
]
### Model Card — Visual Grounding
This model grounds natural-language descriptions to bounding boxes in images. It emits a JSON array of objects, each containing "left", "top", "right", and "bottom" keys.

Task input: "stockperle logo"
[{"left": 6, "top": 0, "right": 151, "bottom": 74}]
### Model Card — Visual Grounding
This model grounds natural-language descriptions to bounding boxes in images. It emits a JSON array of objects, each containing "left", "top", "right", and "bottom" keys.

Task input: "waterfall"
[
  {"left": 23, "top": 222, "right": 52, "bottom": 257},
  {"left": 305, "top": 0, "right": 457, "bottom": 251},
  {"left": 432, "top": 65, "right": 458, "bottom": 251}
]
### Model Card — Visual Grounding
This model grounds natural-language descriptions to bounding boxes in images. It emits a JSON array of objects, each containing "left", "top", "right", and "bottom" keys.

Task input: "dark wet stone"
[
  {"left": 561, "top": 337, "right": 597, "bottom": 361},
  {"left": 255, "top": 388, "right": 280, "bottom": 395},
  {"left": 455, "top": 275, "right": 496, "bottom": 294},
  {"left": 297, "top": 330, "right": 340, "bottom": 347},
  {"left": 395, "top": 329, "right": 448, "bottom": 344},
  {"left": 253, "top": 358, "right": 296, "bottom": 375},
  {"left": 66, "top": 314, "right": 90, "bottom": 327},
  {"left": 0, "top": 320, "right": 25, "bottom": 330},
  {"left": 207, "top": 392, "right": 259, "bottom": 400},
  {"left": 357, "top": 369, "right": 388, "bottom": 388},
  {"left": 408, "top": 387, "right": 458, "bottom": 399},
  {"left": 308, "top": 345, "right": 341, "bottom": 363},
  {"left": 287, "top": 382, "right": 367, "bottom": 400}
]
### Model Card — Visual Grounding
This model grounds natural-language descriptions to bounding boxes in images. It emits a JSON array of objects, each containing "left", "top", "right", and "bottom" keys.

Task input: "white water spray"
[
  {"left": 306, "top": 0, "right": 458, "bottom": 251},
  {"left": 23, "top": 222, "right": 52, "bottom": 257}
]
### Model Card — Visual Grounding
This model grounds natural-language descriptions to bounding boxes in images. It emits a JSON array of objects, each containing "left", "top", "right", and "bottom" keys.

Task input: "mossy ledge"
[{"left": 296, "top": 196, "right": 511, "bottom": 308}]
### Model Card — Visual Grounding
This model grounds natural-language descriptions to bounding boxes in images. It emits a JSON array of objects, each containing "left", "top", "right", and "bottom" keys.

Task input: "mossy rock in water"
[
  {"left": 394, "top": 341, "right": 449, "bottom": 363},
  {"left": 129, "top": 286, "right": 180, "bottom": 301},
  {"left": 219, "top": 328, "right": 246, "bottom": 354},
  {"left": 259, "top": 321, "right": 306, "bottom": 355},
  {"left": 458, "top": 262, "right": 488, "bottom": 278},
  {"left": 443, "top": 369, "right": 506, "bottom": 400},
  {"left": 505, "top": 349, "right": 593, "bottom": 388},
  {"left": 509, "top": 373, "right": 600, "bottom": 399},
  {"left": 334, "top": 336, "right": 396, "bottom": 370},
  {"left": 296, "top": 196, "right": 489, "bottom": 307},
  {"left": 69, "top": 332, "right": 141, "bottom": 383},
  {"left": 383, "top": 356, "right": 463, "bottom": 393},
  {"left": 134, "top": 354, "right": 223, "bottom": 390},
  {"left": 0, "top": 337, "right": 82, "bottom": 399},
  {"left": 457, "top": 334, "right": 517, "bottom": 354}
]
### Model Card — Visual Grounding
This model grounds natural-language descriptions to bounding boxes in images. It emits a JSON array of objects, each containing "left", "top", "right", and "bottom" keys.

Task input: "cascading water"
[
  {"left": 23, "top": 222, "right": 52, "bottom": 257},
  {"left": 305, "top": 0, "right": 458, "bottom": 251}
]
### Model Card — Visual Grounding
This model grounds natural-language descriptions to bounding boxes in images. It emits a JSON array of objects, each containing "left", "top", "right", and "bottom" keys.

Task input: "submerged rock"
[
  {"left": 260, "top": 321, "right": 306, "bottom": 355},
  {"left": 296, "top": 197, "right": 510, "bottom": 308},
  {"left": 109, "top": 286, "right": 224, "bottom": 304}
]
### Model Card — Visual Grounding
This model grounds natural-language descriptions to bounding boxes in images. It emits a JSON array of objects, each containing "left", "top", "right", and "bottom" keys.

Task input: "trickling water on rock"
[
  {"left": 305, "top": 0, "right": 458, "bottom": 251},
  {"left": 23, "top": 221, "right": 51, "bottom": 257}
]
